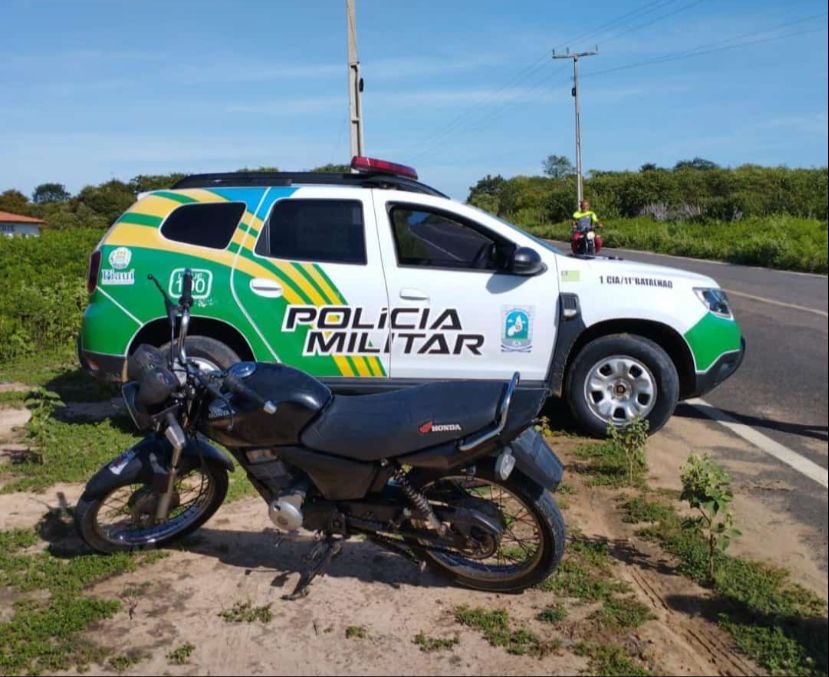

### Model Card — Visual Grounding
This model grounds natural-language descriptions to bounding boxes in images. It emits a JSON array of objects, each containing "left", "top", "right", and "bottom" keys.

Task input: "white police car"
[{"left": 79, "top": 156, "right": 745, "bottom": 436}]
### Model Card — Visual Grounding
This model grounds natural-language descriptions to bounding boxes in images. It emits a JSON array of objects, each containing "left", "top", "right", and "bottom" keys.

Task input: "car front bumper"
[{"left": 688, "top": 337, "right": 746, "bottom": 398}]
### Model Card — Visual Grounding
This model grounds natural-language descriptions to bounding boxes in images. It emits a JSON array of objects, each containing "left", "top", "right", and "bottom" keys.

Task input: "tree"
[
  {"left": 128, "top": 173, "right": 186, "bottom": 194},
  {"left": 76, "top": 180, "right": 136, "bottom": 225},
  {"left": 674, "top": 157, "right": 719, "bottom": 171},
  {"left": 0, "top": 189, "right": 34, "bottom": 215},
  {"left": 639, "top": 163, "right": 660, "bottom": 172},
  {"left": 32, "top": 183, "right": 71, "bottom": 204},
  {"left": 310, "top": 163, "right": 351, "bottom": 173},
  {"left": 542, "top": 155, "right": 575, "bottom": 180},
  {"left": 237, "top": 166, "right": 279, "bottom": 172},
  {"left": 467, "top": 174, "right": 507, "bottom": 213}
]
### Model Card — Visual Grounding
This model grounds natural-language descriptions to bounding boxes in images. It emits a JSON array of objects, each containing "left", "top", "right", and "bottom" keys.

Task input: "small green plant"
[
  {"left": 218, "top": 600, "right": 273, "bottom": 624},
  {"left": 536, "top": 603, "right": 567, "bottom": 624},
  {"left": 575, "top": 641, "right": 650, "bottom": 676},
  {"left": 413, "top": 632, "right": 460, "bottom": 652},
  {"left": 166, "top": 642, "right": 196, "bottom": 665},
  {"left": 680, "top": 452, "right": 740, "bottom": 583},
  {"left": 345, "top": 625, "right": 367, "bottom": 639},
  {"left": 608, "top": 418, "right": 649, "bottom": 484},
  {"left": 535, "top": 415, "right": 553, "bottom": 437},
  {"left": 594, "top": 596, "right": 655, "bottom": 629},
  {"left": 108, "top": 650, "right": 148, "bottom": 672}
]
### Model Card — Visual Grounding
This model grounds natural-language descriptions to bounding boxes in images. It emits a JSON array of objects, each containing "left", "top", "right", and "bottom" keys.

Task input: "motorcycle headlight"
[{"left": 694, "top": 287, "right": 732, "bottom": 318}]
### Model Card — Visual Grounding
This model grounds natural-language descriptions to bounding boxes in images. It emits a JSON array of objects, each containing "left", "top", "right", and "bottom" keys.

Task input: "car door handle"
[
  {"left": 399, "top": 288, "right": 430, "bottom": 301},
  {"left": 250, "top": 278, "right": 283, "bottom": 298}
]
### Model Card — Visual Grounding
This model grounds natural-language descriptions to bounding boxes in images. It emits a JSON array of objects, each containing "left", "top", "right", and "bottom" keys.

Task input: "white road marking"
[
  {"left": 724, "top": 289, "right": 828, "bottom": 318},
  {"left": 687, "top": 398, "right": 828, "bottom": 489}
]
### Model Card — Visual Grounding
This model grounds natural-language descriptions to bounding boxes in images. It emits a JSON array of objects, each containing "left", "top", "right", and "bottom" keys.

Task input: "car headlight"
[{"left": 694, "top": 287, "right": 732, "bottom": 318}]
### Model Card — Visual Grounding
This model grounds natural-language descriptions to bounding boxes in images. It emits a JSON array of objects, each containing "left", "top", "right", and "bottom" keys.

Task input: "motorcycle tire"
[
  {"left": 75, "top": 462, "right": 228, "bottom": 553},
  {"left": 407, "top": 462, "right": 565, "bottom": 592}
]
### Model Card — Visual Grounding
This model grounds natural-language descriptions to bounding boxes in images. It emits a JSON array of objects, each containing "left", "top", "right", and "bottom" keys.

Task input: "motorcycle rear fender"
[
  {"left": 509, "top": 427, "right": 564, "bottom": 491},
  {"left": 83, "top": 434, "right": 234, "bottom": 500}
]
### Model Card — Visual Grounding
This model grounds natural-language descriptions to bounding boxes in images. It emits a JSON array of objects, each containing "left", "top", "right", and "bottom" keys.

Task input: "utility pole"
[
  {"left": 553, "top": 47, "right": 598, "bottom": 205},
  {"left": 346, "top": 0, "right": 365, "bottom": 159}
]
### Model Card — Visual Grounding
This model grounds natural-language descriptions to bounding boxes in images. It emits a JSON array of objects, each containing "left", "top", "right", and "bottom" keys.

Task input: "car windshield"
[{"left": 464, "top": 204, "right": 563, "bottom": 254}]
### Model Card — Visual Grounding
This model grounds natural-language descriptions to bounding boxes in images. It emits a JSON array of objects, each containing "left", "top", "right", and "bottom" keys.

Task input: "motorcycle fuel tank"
[{"left": 202, "top": 363, "right": 332, "bottom": 447}]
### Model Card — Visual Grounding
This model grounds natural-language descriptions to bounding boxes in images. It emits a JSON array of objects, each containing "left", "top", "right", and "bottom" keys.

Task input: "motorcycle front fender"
[
  {"left": 83, "top": 434, "right": 234, "bottom": 500},
  {"left": 509, "top": 428, "right": 564, "bottom": 491}
]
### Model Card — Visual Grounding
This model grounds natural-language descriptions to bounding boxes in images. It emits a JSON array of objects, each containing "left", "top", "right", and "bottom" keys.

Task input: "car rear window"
[
  {"left": 255, "top": 199, "right": 366, "bottom": 265},
  {"left": 160, "top": 202, "right": 245, "bottom": 249}
]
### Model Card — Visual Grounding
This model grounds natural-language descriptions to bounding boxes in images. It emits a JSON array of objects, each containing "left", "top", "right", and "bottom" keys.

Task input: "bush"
[{"left": 0, "top": 229, "right": 100, "bottom": 363}]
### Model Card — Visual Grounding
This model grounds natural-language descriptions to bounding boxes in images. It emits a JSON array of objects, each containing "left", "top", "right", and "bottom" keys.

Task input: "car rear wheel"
[
  {"left": 160, "top": 335, "right": 240, "bottom": 373},
  {"left": 566, "top": 334, "right": 679, "bottom": 437}
]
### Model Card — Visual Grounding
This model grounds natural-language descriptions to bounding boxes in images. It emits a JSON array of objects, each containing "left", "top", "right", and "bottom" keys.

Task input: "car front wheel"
[{"left": 566, "top": 334, "right": 679, "bottom": 437}]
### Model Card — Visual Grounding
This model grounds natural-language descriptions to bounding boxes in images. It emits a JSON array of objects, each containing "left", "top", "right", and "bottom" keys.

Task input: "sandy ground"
[{"left": 2, "top": 397, "right": 826, "bottom": 675}]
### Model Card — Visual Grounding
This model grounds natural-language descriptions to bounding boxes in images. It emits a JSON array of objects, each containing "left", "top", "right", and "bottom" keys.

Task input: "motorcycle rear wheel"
[
  {"left": 75, "top": 464, "right": 228, "bottom": 553},
  {"left": 408, "top": 464, "right": 565, "bottom": 592}
]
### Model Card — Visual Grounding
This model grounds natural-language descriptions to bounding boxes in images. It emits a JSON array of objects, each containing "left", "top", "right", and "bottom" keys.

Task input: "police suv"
[{"left": 79, "top": 156, "right": 745, "bottom": 436}]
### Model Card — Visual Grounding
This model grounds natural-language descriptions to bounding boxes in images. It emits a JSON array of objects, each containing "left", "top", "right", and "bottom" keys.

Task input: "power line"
[
  {"left": 412, "top": 13, "right": 826, "bottom": 162},
  {"left": 405, "top": 0, "right": 686, "bottom": 159}
]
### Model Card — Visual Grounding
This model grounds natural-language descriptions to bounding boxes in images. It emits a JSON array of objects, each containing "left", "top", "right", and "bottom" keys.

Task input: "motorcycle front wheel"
[
  {"left": 75, "top": 463, "right": 228, "bottom": 553},
  {"left": 408, "top": 464, "right": 565, "bottom": 592}
]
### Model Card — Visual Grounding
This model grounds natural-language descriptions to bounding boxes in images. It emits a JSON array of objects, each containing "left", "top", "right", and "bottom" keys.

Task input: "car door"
[
  {"left": 373, "top": 193, "right": 557, "bottom": 384},
  {"left": 231, "top": 186, "right": 391, "bottom": 380}
]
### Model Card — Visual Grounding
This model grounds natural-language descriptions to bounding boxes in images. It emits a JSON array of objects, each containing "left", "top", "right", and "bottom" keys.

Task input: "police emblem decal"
[{"left": 501, "top": 306, "right": 534, "bottom": 352}]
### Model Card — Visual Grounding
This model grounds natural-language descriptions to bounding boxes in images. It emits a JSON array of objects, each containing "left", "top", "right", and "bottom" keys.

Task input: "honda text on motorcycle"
[{"left": 76, "top": 269, "right": 566, "bottom": 597}]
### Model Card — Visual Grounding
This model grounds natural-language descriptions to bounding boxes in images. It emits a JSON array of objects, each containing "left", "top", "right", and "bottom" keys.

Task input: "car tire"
[
  {"left": 160, "top": 335, "right": 240, "bottom": 373},
  {"left": 566, "top": 334, "right": 679, "bottom": 437}
]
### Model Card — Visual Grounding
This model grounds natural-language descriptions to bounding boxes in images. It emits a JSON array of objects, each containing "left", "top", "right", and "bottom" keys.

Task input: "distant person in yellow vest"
[{"left": 570, "top": 200, "right": 604, "bottom": 255}]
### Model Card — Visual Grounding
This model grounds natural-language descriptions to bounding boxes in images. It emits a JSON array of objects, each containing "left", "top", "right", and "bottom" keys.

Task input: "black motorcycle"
[{"left": 76, "top": 270, "right": 565, "bottom": 597}]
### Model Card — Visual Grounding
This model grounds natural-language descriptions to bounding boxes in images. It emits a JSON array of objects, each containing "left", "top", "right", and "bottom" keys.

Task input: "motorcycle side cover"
[{"left": 82, "top": 434, "right": 234, "bottom": 500}]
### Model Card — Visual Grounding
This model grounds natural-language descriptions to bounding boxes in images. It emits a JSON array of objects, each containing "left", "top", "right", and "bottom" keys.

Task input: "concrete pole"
[{"left": 346, "top": 0, "right": 365, "bottom": 159}]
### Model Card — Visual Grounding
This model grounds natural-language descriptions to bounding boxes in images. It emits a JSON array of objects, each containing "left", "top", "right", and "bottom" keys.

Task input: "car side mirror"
[{"left": 509, "top": 246, "right": 546, "bottom": 276}]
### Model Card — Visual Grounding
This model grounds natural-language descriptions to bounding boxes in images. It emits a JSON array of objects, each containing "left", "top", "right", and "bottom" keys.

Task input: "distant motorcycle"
[
  {"left": 75, "top": 269, "right": 566, "bottom": 597},
  {"left": 570, "top": 224, "right": 603, "bottom": 256}
]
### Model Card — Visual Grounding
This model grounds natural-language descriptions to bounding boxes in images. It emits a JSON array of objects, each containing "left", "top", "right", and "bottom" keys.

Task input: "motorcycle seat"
[{"left": 300, "top": 380, "right": 506, "bottom": 462}]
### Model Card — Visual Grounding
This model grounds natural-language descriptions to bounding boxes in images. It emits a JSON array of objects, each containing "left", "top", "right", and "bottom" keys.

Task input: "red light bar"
[{"left": 351, "top": 156, "right": 418, "bottom": 180}]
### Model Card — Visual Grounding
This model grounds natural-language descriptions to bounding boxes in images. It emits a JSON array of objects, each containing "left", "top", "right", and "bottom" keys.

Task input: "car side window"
[
  {"left": 160, "top": 202, "right": 245, "bottom": 249},
  {"left": 389, "top": 206, "right": 512, "bottom": 270},
  {"left": 256, "top": 199, "right": 367, "bottom": 265}
]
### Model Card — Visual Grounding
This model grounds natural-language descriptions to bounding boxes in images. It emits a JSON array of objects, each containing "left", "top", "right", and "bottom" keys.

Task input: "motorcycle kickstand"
[{"left": 282, "top": 534, "right": 343, "bottom": 601}]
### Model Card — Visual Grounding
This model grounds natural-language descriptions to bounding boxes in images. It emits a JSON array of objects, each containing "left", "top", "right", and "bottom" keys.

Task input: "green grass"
[
  {"left": 2, "top": 414, "right": 140, "bottom": 493},
  {"left": 575, "top": 641, "right": 650, "bottom": 676},
  {"left": 571, "top": 439, "right": 646, "bottom": 488},
  {"left": 166, "top": 642, "right": 196, "bottom": 665},
  {"left": 621, "top": 496, "right": 827, "bottom": 676},
  {"left": 0, "top": 527, "right": 166, "bottom": 675},
  {"left": 0, "top": 390, "right": 29, "bottom": 407},
  {"left": 107, "top": 649, "right": 149, "bottom": 672},
  {"left": 592, "top": 596, "right": 655, "bottom": 630},
  {"left": 537, "top": 537, "right": 629, "bottom": 602},
  {"left": 345, "top": 625, "right": 368, "bottom": 639},
  {"left": 413, "top": 631, "right": 460, "bottom": 652},
  {"left": 453, "top": 605, "right": 557, "bottom": 657},
  {"left": 218, "top": 600, "right": 273, "bottom": 624},
  {"left": 537, "top": 603, "right": 568, "bottom": 625}
]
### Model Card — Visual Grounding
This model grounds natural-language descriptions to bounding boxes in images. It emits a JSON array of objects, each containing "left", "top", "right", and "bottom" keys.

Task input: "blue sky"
[{"left": 1, "top": 0, "right": 826, "bottom": 200}]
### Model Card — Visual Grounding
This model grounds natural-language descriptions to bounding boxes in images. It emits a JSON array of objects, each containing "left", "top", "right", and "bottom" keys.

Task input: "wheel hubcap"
[{"left": 584, "top": 355, "right": 657, "bottom": 426}]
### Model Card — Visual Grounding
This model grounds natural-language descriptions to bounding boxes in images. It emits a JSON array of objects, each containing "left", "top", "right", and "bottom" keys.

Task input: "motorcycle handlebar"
[{"left": 222, "top": 373, "right": 277, "bottom": 415}]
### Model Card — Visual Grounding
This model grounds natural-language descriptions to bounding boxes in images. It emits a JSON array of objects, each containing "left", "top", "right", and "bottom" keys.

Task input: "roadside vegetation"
[
  {"left": 563, "top": 427, "right": 827, "bottom": 677},
  {"left": 468, "top": 158, "right": 828, "bottom": 273}
]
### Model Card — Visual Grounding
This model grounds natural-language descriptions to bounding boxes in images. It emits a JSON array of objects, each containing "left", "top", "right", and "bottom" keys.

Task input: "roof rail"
[{"left": 171, "top": 171, "right": 447, "bottom": 198}]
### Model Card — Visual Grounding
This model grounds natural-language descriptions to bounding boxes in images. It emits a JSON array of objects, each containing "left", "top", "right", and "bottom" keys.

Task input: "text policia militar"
[{"left": 283, "top": 306, "right": 485, "bottom": 356}]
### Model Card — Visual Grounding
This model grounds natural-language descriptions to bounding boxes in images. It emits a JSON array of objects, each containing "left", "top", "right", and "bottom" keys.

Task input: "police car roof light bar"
[{"left": 351, "top": 156, "right": 418, "bottom": 180}]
